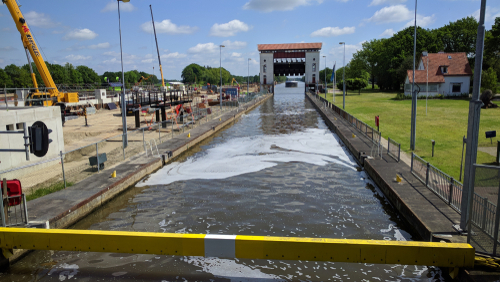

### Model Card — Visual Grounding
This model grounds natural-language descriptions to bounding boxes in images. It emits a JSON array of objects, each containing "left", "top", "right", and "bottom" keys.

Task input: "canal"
[{"left": 1, "top": 82, "right": 446, "bottom": 281}]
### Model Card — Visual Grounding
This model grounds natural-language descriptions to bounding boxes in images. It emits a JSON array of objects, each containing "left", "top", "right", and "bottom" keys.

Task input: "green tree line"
[
  {"left": 334, "top": 16, "right": 500, "bottom": 92},
  {"left": 181, "top": 63, "right": 285, "bottom": 85},
  {"left": 0, "top": 62, "right": 161, "bottom": 88}
]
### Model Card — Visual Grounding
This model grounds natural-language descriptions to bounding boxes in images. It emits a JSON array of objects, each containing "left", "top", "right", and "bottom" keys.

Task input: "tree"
[
  {"left": 76, "top": 65, "right": 100, "bottom": 84},
  {"left": 482, "top": 67, "right": 498, "bottom": 94},
  {"left": 0, "top": 68, "right": 13, "bottom": 88},
  {"left": 438, "top": 17, "right": 478, "bottom": 62},
  {"left": 319, "top": 67, "right": 333, "bottom": 84},
  {"left": 4, "top": 64, "right": 32, "bottom": 88},
  {"left": 484, "top": 17, "right": 500, "bottom": 78}
]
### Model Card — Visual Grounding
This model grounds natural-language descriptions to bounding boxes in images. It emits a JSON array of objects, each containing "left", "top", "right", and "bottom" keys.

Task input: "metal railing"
[
  {"left": 311, "top": 92, "right": 382, "bottom": 146},
  {"left": 411, "top": 153, "right": 500, "bottom": 256},
  {"left": 387, "top": 138, "right": 401, "bottom": 162},
  {"left": 411, "top": 152, "right": 463, "bottom": 212}
]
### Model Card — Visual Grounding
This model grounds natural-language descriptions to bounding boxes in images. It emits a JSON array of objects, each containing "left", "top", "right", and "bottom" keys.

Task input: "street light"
[
  {"left": 248, "top": 58, "right": 251, "bottom": 95},
  {"left": 339, "top": 42, "right": 346, "bottom": 109},
  {"left": 118, "top": 0, "right": 130, "bottom": 148},
  {"left": 323, "top": 55, "right": 327, "bottom": 99},
  {"left": 219, "top": 45, "right": 225, "bottom": 110},
  {"left": 410, "top": 0, "right": 418, "bottom": 151}
]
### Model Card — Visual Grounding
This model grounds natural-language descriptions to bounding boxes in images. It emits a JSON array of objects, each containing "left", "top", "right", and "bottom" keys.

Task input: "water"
[{"left": 1, "top": 83, "right": 446, "bottom": 281}]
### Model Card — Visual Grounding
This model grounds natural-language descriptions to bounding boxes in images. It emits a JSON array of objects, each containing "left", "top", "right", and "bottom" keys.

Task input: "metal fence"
[
  {"left": 387, "top": 138, "right": 401, "bottom": 162},
  {"left": 311, "top": 92, "right": 382, "bottom": 146},
  {"left": 0, "top": 93, "right": 267, "bottom": 227},
  {"left": 411, "top": 153, "right": 500, "bottom": 256},
  {"left": 468, "top": 164, "right": 500, "bottom": 256}
]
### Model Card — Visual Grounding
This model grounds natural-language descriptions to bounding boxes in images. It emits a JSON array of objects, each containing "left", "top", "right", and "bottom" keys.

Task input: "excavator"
[
  {"left": 231, "top": 78, "right": 240, "bottom": 87},
  {"left": 3, "top": 0, "right": 79, "bottom": 109}
]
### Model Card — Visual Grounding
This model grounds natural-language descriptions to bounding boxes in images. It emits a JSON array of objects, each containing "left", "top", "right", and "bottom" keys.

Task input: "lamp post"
[
  {"left": 410, "top": 0, "right": 418, "bottom": 151},
  {"left": 219, "top": 45, "right": 225, "bottom": 110},
  {"left": 339, "top": 42, "right": 346, "bottom": 109},
  {"left": 323, "top": 55, "right": 327, "bottom": 99},
  {"left": 118, "top": 0, "right": 129, "bottom": 148},
  {"left": 248, "top": 58, "right": 251, "bottom": 95}
]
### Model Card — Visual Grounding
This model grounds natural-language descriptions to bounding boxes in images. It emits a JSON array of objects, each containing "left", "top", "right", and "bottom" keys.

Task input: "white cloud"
[
  {"left": 222, "top": 40, "right": 248, "bottom": 49},
  {"left": 329, "top": 41, "right": 365, "bottom": 65},
  {"left": 162, "top": 52, "right": 187, "bottom": 59},
  {"left": 141, "top": 20, "right": 197, "bottom": 35},
  {"left": 369, "top": 0, "right": 406, "bottom": 6},
  {"left": 0, "top": 46, "right": 16, "bottom": 51},
  {"left": 188, "top": 43, "right": 219, "bottom": 54},
  {"left": 404, "top": 14, "right": 436, "bottom": 28},
  {"left": 231, "top": 52, "right": 242, "bottom": 57},
  {"left": 472, "top": 6, "right": 500, "bottom": 24},
  {"left": 243, "top": 0, "right": 323, "bottom": 12},
  {"left": 89, "top": 42, "right": 110, "bottom": 49},
  {"left": 380, "top": 28, "right": 395, "bottom": 37},
  {"left": 101, "top": 1, "right": 136, "bottom": 12},
  {"left": 141, "top": 58, "right": 154, "bottom": 63},
  {"left": 210, "top": 20, "right": 251, "bottom": 37},
  {"left": 64, "top": 28, "right": 98, "bottom": 40},
  {"left": 366, "top": 5, "right": 412, "bottom": 24},
  {"left": 24, "top": 11, "right": 57, "bottom": 28},
  {"left": 311, "top": 26, "right": 355, "bottom": 37},
  {"left": 65, "top": 54, "right": 91, "bottom": 61}
]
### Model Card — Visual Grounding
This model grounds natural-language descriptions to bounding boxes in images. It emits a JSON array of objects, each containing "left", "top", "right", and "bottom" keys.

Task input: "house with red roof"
[{"left": 405, "top": 52, "right": 472, "bottom": 96}]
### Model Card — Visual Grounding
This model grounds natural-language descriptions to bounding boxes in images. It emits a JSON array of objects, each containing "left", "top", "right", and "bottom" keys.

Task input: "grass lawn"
[
  {"left": 27, "top": 182, "right": 73, "bottom": 202},
  {"left": 324, "top": 89, "right": 500, "bottom": 181}
]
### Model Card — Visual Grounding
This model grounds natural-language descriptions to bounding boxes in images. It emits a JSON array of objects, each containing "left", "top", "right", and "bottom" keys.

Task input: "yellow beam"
[{"left": 0, "top": 228, "right": 474, "bottom": 267}]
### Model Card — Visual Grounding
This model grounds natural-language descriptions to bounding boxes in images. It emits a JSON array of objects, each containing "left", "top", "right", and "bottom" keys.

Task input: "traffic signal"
[{"left": 29, "top": 121, "right": 52, "bottom": 157}]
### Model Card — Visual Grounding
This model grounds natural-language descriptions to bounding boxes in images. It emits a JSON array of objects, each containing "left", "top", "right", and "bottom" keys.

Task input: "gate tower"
[{"left": 258, "top": 43, "right": 322, "bottom": 92}]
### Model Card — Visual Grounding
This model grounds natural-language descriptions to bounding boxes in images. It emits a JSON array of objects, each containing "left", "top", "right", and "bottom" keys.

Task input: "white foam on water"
[
  {"left": 183, "top": 257, "right": 286, "bottom": 282},
  {"left": 138, "top": 128, "right": 354, "bottom": 187}
]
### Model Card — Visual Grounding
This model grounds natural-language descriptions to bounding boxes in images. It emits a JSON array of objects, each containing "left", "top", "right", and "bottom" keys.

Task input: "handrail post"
[
  {"left": 388, "top": 138, "right": 391, "bottom": 155},
  {"left": 482, "top": 197, "right": 488, "bottom": 229},
  {"left": 398, "top": 143, "right": 401, "bottom": 162},
  {"left": 425, "top": 162, "right": 430, "bottom": 187},
  {"left": 96, "top": 143, "right": 99, "bottom": 173},
  {"left": 143, "top": 128, "right": 146, "bottom": 152},
  {"left": 60, "top": 151, "right": 66, "bottom": 188},
  {"left": 449, "top": 177, "right": 454, "bottom": 205}
]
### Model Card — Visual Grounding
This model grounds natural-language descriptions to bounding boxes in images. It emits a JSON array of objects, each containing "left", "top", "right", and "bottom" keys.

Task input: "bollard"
[
  {"left": 431, "top": 140, "right": 435, "bottom": 157},
  {"left": 135, "top": 109, "right": 140, "bottom": 128},
  {"left": 161, "top": 107, "right": 166, "bottom": 128},
  {"left": 111, "top": 171, "right": 116, "bottom": 178}
]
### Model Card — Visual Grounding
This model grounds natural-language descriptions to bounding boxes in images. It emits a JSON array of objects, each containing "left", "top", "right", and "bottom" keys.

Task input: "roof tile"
[{"left": 258, "top": 43, "right": 322, "bottom": 51}]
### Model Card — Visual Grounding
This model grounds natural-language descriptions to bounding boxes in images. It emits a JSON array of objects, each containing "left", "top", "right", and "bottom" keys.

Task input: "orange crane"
[{"left": 2, "top": 0, "right": 79, "bottom": 107}]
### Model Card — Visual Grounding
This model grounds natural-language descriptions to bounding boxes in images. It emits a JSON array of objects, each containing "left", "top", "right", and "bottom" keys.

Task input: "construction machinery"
[
  {"left": 231, "top": 78, "right": 240, "bottom": 87},
  {"left": 3, "top": 0, "right": 79, "bottom": 109}
]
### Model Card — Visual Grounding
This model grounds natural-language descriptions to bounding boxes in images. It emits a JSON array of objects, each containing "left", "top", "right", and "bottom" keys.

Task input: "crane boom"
[
  {"left": 2, "top": 0, "right": 78, "bottom": 106},
  {"left": 150, "top": 5, "right": 165, "bottom": 88},
  {"left": 3, "top": 0, "right": 58, "bottom": 94}
]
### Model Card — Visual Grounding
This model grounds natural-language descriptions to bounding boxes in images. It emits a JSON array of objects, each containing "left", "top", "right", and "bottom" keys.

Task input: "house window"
[
  {"left": 263, "top": 64, "right": 266, "bottom": 73},
  {"left": 452, "top": 83, "right": 461, "bottom": 93},
  {"left": 442, "top": 66, "right": 448, "bottom": 73},
  {"left": 312, "top": 63, "right": 316, "bottom": 72}
]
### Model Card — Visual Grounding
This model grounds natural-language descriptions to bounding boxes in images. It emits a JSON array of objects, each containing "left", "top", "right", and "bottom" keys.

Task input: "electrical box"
[{"left": 0, "top": 179, "right": 22, "bottom": 206}]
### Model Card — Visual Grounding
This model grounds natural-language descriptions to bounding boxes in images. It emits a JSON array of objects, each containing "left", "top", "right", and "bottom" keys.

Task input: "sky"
[{"left": 0, "top": 0, "right": 499, "bottom": 80}]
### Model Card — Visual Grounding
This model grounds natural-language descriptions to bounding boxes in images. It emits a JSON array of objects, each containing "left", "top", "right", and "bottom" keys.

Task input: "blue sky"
[{"left": 0, "top": 0, "right": 498, "bottom": 80}]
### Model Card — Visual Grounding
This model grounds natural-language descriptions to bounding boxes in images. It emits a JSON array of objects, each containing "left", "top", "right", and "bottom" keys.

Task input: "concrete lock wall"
[
  {"left": 305, "top": 51, "right": 320, "bottom": 85},
  {"left": 0, "top": 107, "right": 64, "bottom": 173},
  {"left": 260, "top": 53, "right": 274, "bottom": 85}
]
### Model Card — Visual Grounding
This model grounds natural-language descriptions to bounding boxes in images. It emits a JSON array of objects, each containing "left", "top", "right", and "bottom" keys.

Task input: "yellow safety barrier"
[{"left": 0, "top": 228, "right": 475, "bottom": 267}]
